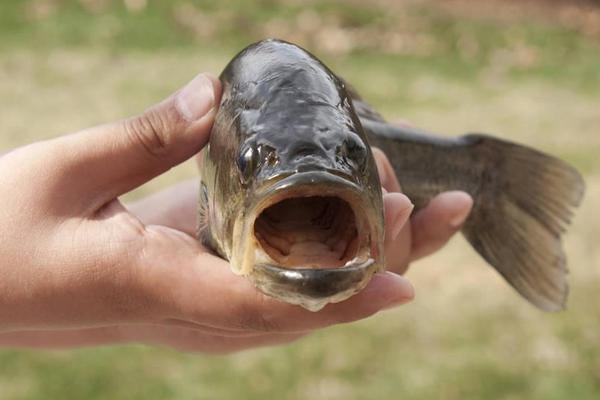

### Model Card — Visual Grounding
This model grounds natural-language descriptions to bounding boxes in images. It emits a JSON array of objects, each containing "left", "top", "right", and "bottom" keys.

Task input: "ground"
[{"left": 0, "top": 1, "right": 599, "bottom": 399}]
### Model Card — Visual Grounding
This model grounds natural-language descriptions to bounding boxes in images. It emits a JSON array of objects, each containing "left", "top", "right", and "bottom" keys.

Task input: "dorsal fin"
[{"left": 341, "top": 78, "right": 387, "bottom": 123}]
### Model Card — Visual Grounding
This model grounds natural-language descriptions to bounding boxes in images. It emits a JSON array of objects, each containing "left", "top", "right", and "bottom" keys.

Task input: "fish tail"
[
  {"left": 360, "top": 118, "right": 585, "bottom": 310},
  {"left": 459, "top": 134, "right": 585, "bottom": 311}
]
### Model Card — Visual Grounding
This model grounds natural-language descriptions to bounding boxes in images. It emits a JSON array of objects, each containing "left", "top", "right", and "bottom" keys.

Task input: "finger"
[
  {"left": 383, "top": 192, "right": 414, "bottom": 274},
  {"left": 170, "top": 332, "right": 306, "bottom": 355},
  {"left": 160, "top": 317, "right": 312, "bottom": 337},
  {"left": 0, "top": 325, "right": 306, "bottom": 354},
  {"left": 136, "top": 226, "right": 414, "bottom": 333},
  {"left": 128, "top": 179, "right": 199, "bottom": 235},
  {"left": 372, "top": 147, "right": 401, "bottom": 193},
  {"left": 183, "top": 269, "right": 415, "bottom": 334},
  {"left": 0, "top": 326, "right": 124, "bottom": 349},
  {"left": 31, "top": 73, "right": 221, "bottom": 213},
  {"left": 124, "top": 325, "right": 307, "bottom": 354},
  {"left": 410, "top": 191, "right": 473, "bottom": 261}
]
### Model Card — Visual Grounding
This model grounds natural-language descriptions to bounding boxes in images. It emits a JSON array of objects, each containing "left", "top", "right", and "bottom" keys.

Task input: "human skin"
[{"left": 0, "top": 73, "right": 472, "bottom": 354}]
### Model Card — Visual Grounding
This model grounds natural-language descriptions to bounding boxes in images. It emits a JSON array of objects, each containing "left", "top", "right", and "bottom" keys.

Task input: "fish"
[{"left": 197, "top": 38, "right": 585, "bottom": 312}]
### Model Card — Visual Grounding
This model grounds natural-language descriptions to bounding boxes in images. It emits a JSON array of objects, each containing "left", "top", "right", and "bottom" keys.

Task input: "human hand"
[
  {"left": 0, "top": 73, "right": 419, "bottom": 353},
  {"left": 0, "top": 166, "right": 471, "bottom": 353},
  {"left": 0, "top": 150, "right": 471, "bottom": 354}
]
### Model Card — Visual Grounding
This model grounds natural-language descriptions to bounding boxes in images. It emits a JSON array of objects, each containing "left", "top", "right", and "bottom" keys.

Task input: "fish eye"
[
  {"left": 338, "top": 136, "right": 367, "bottom": 170},
  {"left": 347, "top": 139, "right": 367, "bottom": 161},
  {"left": 237, "top": 145, "right": 258, "bottom": 183}
]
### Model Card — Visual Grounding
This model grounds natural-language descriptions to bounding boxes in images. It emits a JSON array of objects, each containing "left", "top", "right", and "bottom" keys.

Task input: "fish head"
[{"left": 198, "top": 39, "right": 385, "bottom": 311}]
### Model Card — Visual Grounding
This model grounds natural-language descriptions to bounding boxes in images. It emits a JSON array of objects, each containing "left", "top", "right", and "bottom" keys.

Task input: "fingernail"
[
  {"left": 382, "top": 272, "right": 415, "bottom": 310},
  {"left": 176, "top": 74, "right": 216, "bottom": 121},
  {"left": 450, "top": 208, "right": 470, "bottom": 228},
  {"left": 392, "top": 203, "right": 414, "bottom": 241},
  {"left": 447, "top": 192, "right": 473, "bottom": 228}
]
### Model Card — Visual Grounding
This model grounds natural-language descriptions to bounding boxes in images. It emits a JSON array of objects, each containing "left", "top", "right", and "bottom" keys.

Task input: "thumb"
[{"left": 43, "top": 73, "right": 221, "bottom": 211}]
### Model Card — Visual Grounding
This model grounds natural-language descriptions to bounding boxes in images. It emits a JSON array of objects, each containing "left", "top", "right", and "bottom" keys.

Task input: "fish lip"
[
  {"left": 250, "top": 259, "right": 381, "bottom": 311},
  {"left": 230, "top": 170, "right": 385, "bottom": 310},
  {"left": 253, "top": 170, "right": 362, "bottom": 200}
]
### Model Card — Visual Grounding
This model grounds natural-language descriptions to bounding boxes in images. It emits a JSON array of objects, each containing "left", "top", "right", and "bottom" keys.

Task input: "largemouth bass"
[{"left": 197, "top": 39, "right": 585, "bottom": 312}]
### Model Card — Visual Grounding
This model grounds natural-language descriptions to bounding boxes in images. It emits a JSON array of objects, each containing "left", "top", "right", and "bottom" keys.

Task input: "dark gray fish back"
[{"left": 218, "top": 39, "right": 378, "bottom": 190}]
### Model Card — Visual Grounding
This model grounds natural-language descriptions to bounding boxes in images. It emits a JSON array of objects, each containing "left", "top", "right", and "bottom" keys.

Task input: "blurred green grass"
[{"left": 0, "top": 0, "right": 599, "bottom": 399}]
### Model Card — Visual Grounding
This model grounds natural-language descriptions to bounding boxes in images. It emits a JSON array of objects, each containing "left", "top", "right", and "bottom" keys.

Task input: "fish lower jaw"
[
  {"left": 247, "top": 256, "right": 382, "bottom": 312},
  {"left": 228, "top": 172, "right": 385, "bottom": 309}
]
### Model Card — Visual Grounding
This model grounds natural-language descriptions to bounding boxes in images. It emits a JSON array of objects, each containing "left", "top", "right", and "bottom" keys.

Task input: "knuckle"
[
  {"left": 125, "top": 111, "right": 167, "bottom": 158},
  {"left": 124, "top": 108, "right": 176, "bottom": 159}
]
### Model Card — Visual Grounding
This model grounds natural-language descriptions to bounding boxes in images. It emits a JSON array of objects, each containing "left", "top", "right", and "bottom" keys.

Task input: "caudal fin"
[{"left": 461, "top": 134, "right": 585, "bottom": 311}]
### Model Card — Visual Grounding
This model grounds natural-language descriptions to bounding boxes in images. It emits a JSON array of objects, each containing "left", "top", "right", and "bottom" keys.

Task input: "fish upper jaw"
[{"left": 228, "top": 170, "right": 385, "bottom": 311}]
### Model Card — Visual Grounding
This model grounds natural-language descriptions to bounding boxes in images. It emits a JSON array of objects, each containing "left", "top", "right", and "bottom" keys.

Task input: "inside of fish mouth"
[{"left": 253, "top": 196, "right": 360, "bottom": 269}]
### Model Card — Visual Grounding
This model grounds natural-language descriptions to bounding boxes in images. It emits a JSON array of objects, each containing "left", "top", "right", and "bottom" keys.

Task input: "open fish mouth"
[
  {"left": 231, "top": 171, "right": 384, "bottom": 311},
  {"left": 254, "top": 195, "right": 359, "bottom": 269}
]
